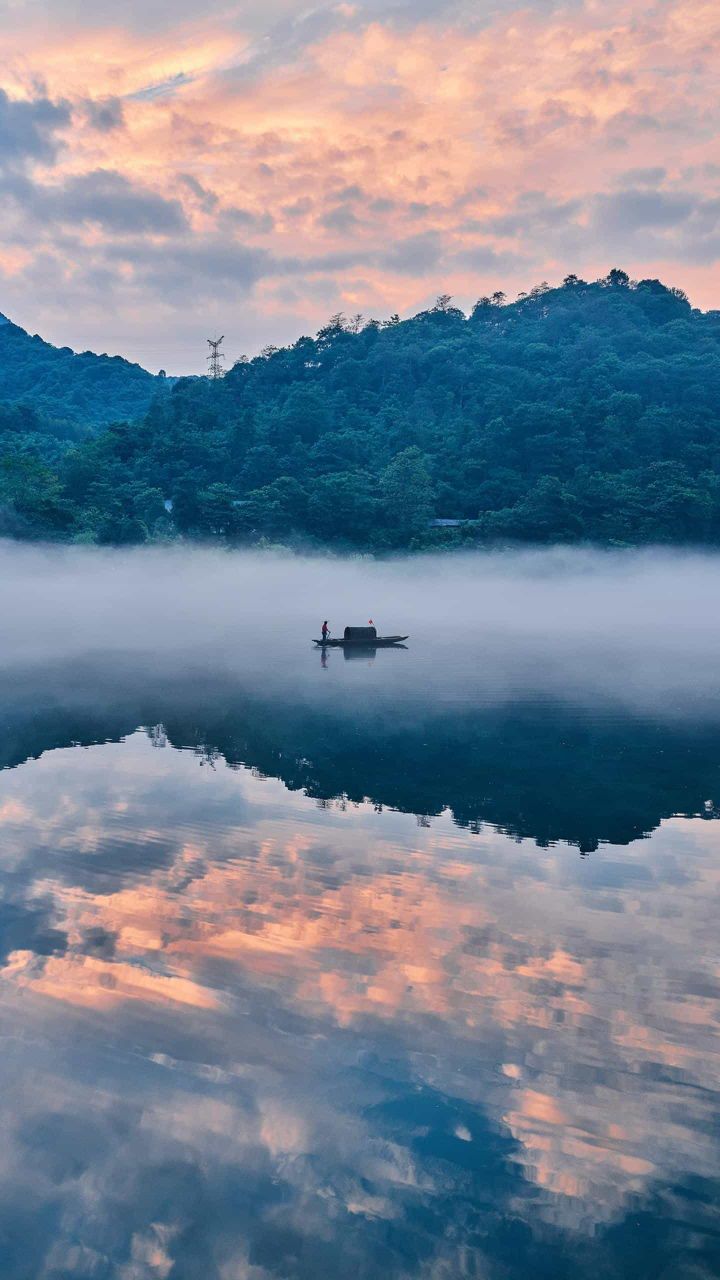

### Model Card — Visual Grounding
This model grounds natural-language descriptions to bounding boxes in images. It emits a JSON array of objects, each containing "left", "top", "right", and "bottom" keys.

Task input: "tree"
[
  {"left": 0, "top": 454, "right": 72, "bottom": 537},
  {"left": 379, "top": 447, "right": 435, "bottom": 543},
  {"left": 196, "top": 483, "right": 244, "bottom": 539},
  {"left": 241, "top": 445, "right": 280, "bottom": 490},
  {"left": 307, "top": 471, "right": 379, "bottom": 541},
  {"left": 605, "top": 268, "right": 630, "bottom": 288},
  {"left": 488, "top": 476, "right": 583, "bottom": 541},
  {"left": 239, "top": 477, "right": 308, "bottom": 538},
  {"left": 316, "top": 313, "right": 347, "bottom": 344},
  {"left": 170, "top": 480, "right": 204, "bottom": 534},
  {"left": 275, "top": 385, "right": 331, "bottom": 446},
  {"left": 129, "top": 484, "right": 167, "bottom": 532}
]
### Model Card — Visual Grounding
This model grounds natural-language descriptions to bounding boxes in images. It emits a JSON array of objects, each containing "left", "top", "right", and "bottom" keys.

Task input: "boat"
[{"left": 313, "top": 625, "right": 408, "bottom": 648}]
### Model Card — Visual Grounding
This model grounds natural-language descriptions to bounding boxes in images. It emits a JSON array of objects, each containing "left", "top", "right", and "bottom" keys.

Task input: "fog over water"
[{"left": 2, "top": 541, "right": 720, "bottom": 718}]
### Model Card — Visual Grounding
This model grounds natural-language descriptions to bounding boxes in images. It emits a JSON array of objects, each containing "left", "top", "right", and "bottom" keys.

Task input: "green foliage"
[
  {"left": 0, "top": 453, "right": 72, "bottom": 538},
  {"left": 2, "top": 273, "right": 720, "bottom": 548},
  {"left": 0, "top": 314, "right": 161, "bottom": 437},
  {"left": 380, "top": 447, "right": 435, "bottom": 545}
]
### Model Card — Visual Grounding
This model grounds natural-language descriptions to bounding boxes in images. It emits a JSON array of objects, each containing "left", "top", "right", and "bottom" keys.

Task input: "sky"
[{"left": 0, "top": 0, "right": 718, "bottom": 372}]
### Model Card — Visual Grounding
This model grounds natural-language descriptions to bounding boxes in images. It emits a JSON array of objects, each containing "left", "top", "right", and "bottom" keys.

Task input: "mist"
[{"left": 1, "top": 540, "right": 720, "bottom": 719}]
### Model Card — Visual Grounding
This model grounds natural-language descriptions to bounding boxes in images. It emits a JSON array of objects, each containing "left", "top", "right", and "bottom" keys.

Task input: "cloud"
[
  {"left": 281, "top": 196, "right": 314, "bottom": 219},
  {"left": 496, "top": 98, "right": 595, "bottom": 148},
  {"left": 334, "top": 183, "right": 364, "bottom": 200},
  {"left": 319, "top": 204, "right": 360, "bottom": 232},
  {"left": 3, "top": 168, "right": 189, "bottom": 235},
  {"left": 457, "top": 185, "right": 720, "bottom": 271},
  {"left": 179, "top": 172, "right": 219, "bottom": 212},
  {"left": 104, "top": 236, "right": 272, "bottom": 297},
  {"left": 221, "top": 205, "right": 275, "bottom": 232},
  {"left": 590, "top": 189, "right": 720, "bottom": 263},
  {"left": 594, "top": 188, "right": 697, "bottom": 234},
  {"left": 127, "top": 70, "right": 197, "bottom": 100},
  {"left": 0, "top": 89, "right": 70, "bottom": 170},
  {"left": 616, "top": 166, "right": 667, "bottom": 187},
  {"left": 82, "top": 96, "right": 125, "bottom": 132},
  {"left": 382, "top": 231, "right": 443, "bottom": 274},
  {"left": 485, "top": 192, "right": 582, "bottom": 238},
  {"left": 57, "top": 169, "right": 188, "bottom": 234},
  {"left": 451, "top": 243, "right": 527, "bottom": 273}
]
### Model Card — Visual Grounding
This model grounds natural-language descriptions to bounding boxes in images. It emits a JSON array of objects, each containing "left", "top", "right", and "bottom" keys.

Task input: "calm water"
[{"left": 1, "top": 545, "right": 720, "bottom": 1279}]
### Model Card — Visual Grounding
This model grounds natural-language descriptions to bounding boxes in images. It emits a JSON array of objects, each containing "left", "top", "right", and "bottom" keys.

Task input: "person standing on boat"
[{"left": 321, "top": 620, "right": 330, "bottom": 643}]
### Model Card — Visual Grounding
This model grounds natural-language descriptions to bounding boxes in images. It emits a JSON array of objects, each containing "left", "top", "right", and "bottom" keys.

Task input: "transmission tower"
[{"left": 206, "top": 334, "right": 226, "bottom": 380}]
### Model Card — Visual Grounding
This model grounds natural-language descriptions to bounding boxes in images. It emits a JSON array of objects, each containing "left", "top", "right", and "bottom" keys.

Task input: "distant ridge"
[{"left": 0, "top": 313, "right": 160, "bottom": 435}]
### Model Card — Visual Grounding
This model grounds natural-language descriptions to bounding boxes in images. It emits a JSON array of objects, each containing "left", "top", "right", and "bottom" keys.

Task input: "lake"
[{"left": 1, "top": 544, "right": 719, "bottom": 1279}]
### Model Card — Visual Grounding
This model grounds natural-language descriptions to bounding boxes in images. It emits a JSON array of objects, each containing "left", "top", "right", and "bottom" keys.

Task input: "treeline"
[{"left": 1, "top": 270, "right": 720, "bottom": 548}]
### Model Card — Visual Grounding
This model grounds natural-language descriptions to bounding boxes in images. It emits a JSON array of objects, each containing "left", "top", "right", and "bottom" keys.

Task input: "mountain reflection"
[
  {"left": 1, "top": 658, "right": 719, "bottom": 851},
  {"left": 0, "top": 727, "right": 719, "bottom": 1278}
]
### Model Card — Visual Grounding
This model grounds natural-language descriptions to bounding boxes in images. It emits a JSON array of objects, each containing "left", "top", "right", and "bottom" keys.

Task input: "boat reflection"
[
  {"left": 317, "top": 643, "right": 409, "bottom": 662},
  {"left": 342, "top": 643, "right": 408, "bottom": 661},
  {"left": 344, "top": 644, "right": 376, "bottom": 661}
]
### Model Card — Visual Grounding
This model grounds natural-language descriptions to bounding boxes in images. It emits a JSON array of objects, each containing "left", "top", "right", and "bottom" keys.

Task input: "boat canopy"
[{"left": 344, "top": 625, "right": 377, "bottom": 641}]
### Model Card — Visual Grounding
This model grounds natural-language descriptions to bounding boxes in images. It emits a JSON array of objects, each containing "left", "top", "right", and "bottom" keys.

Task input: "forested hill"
[
  {"left": 0, "top": 313, "right": 160, "bottom": 442},
  {"left": 2, "top": 271, "right": 720, "bottom": 547}
]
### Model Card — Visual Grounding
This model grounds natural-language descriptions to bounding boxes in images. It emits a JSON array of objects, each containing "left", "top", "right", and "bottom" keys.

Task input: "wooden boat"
[{"left": 313, "top": 625, "right": 408, "bottom": 648}]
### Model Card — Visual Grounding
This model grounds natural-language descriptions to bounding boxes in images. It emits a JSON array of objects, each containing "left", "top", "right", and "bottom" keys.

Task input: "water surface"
[{"left": 1, "top": 545, "right": 719, "bottom": 1279}]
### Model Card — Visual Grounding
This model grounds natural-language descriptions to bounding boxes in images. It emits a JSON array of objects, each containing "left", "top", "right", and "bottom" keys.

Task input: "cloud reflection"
[{"left": 0, "top": 730, "right": 718, "bottom": 1275}]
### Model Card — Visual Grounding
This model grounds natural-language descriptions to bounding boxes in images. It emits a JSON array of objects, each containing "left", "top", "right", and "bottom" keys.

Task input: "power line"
[{"left": 206, "top": 334, "right": 226, "bottom": 380}]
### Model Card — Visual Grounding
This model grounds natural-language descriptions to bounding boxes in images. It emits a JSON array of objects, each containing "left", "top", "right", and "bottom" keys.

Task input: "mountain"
[
  {"left": 0, "top": 312, "right": 160, "bottom": 440},
  {"left": 2, "top": 270, "right": 720, "bottom": 545}
]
